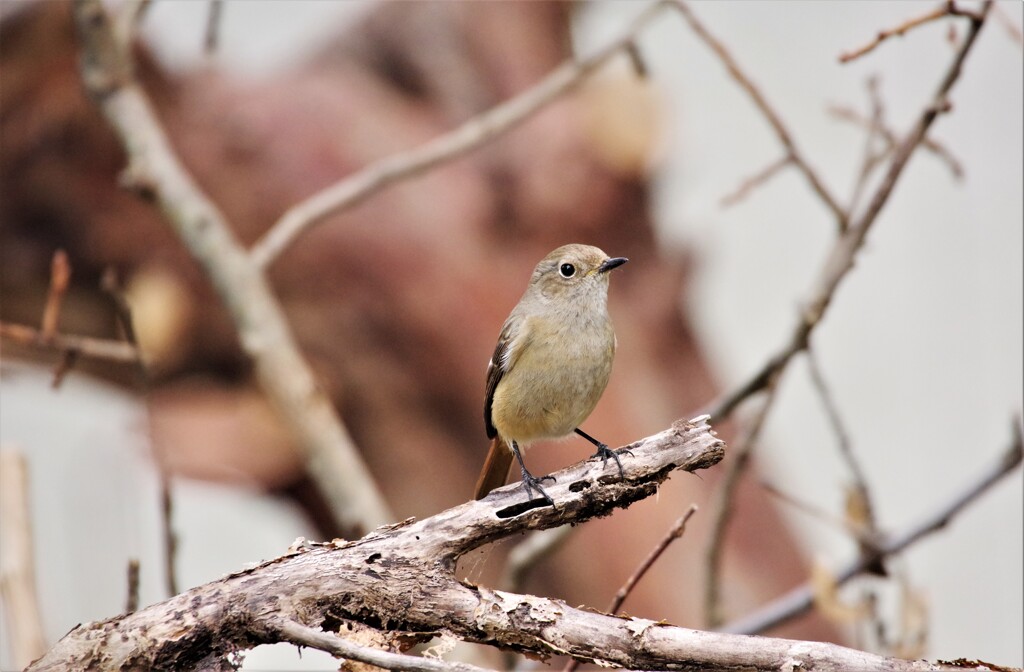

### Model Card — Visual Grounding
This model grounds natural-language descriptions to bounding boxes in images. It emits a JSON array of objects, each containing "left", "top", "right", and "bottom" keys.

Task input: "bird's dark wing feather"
[{"left": 483, "top": 327, "right": 510, "bottom": 440}]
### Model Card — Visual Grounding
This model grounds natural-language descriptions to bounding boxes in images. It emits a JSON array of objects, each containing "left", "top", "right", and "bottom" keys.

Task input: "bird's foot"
[
  {"left": 520, "top": 471, "right": 556, "bottom": 507},
  {"left": 591, "top": 443, "right": 632, "bottom": 480}
]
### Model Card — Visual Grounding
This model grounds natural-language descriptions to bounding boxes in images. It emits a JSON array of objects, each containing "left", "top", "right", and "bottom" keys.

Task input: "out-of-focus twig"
[
  {"left": 829, "top": 103, "right": 965, "bottom": 183},
  {"left": 204, "top": 0, "right": 223, "bottom": 56},
  {"left": 250, "top": 0, "right": 670, "bottom": 269},
  {"left": 718, "top": 155, "right": 793, "bottom": 209},
  {"left": 101, "top": 268, "right": 180, "bottom": 597},
  {"left": 564, "top": 505, "right": 699, "bottom": 672},
  {"left": 703, "top": 380, "right": 780, "bottom": 628},
  {"left": 846, "top": 76, "right": 889, "bottom": 215},
  {"left": 40, "top": 250, "right": 71, "bottom": 341},
  {"left": 807, "top": 350, "right": 880, "bottom": 551},
  {"left": 0, "top": 322, "right": 139, "bottom": 364},
  {"left": 839, "top": 1, "right": 984, "bottom": 63},
  {"left": 991, "top": 3, "right": 1023, "bottom": 46},
  {"left": 724, "top": 418, "right": 1023, "bottom": 635},
  {"left": 669, "top": 0, "right": 847, "bottom": 229},
  {"left": 612, "top": 505, "right": 698, "bottom": 615},
  {"left": 73, "top": 0, "right": 395, "bottom": 536},
  {"left": 0, "top": 450, "right": 48, "bottom": 668},
  {"left": 125, "top": 558, "right": 140, "bottom": 614}
]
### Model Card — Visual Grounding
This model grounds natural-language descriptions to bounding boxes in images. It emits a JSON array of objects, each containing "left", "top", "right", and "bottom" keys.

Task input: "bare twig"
[
  {"left": 125, "top": 558, "right": 140, "bottom": 613},
  {"left": 612, "top": 505, "right": 698, "bottom": 616},
  {"left": 73, "top": 0, "right": 394, "bottom": 536},
  {"left": 719, "top": 155, "right": 793, "bottom": 208},
  {"left": 40, "top": 250, "right": 71, "bottom": 340},
  {"left": 101, "top": 268, "right": 180, "bottom": 597},
  {"left": 829, "top": 102, "right": 965, "bottom": 182},
  {"left": 203, "top": 0, "right": 223, "bottom": 56},
  {"left": 703, "top": 381, "right": 781, "bottom": 628},
  {"left": 759, "top": 481, "right": 868, "bottom": 540},
  {"left": 272, "top": 619, "right": 492, "bottom": 672},
  {"left": 807, "top": 350, "right": 879, "bottom": 542},
  {"left": 705, "top": 0, "right": 991, "bottom": 426},
  {"left": 991, "top": 3, "right": 1023, "bottom": 46},
  {"left": 564, "top": 505, "right": 699, "bottom": 672},
  {"left": 839, "top": 1, "right": 984, "bottom": 64},
  {"left": 847, "top": 76, "right": 890, "bottom": 215},
  {"left": 0, "top": 450, "right": 48, "bottom": 668},
  {"left": 250, "top": 0, "right": 669, "bottom": 269},
  {"left": 723, "top": 419, "right": 1023, "bottom": 635},
  {"left": 668, "top": 0, "right": 848, "bottom": 228},
  {"left": 0, "top": 321, "right": 139, "bottom": 363}
]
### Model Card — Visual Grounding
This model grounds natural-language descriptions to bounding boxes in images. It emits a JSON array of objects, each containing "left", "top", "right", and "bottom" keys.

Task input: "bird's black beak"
[{"left": 598, "top": 257, "right": 628, "bottom": 273}]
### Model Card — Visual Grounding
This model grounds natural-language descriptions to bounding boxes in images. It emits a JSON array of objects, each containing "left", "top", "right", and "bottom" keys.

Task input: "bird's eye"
[{"left": 559, "top": 263, "right": 576, "bottom": 278}]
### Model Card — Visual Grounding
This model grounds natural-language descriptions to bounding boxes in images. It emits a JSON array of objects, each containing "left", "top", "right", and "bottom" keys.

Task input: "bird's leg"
[
  {"left": 575, "top": 428, "right": 631, "bottom": 480},
  {"left": 510, "top": 440, "right": 555, "bottom": 506}
]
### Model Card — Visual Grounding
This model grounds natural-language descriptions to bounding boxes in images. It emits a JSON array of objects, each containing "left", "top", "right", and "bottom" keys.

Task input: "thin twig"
[
  {"left": 839, "top": 1, "right": 984, "bottom": 63},
  {"left": 125, "top": 558, "right": 140, "bottom": 613},
  {"left": 203, "top": 0, "right": 223, "bottom": 56},
  {"left": 705, "top": 1, "right": 991, "bottom": 426},
  {"left": 991, "top": 3, "right": 1023, "bottom": 46},
  {"left": 829, "top": 102, "right": 965, "bottom": 182},
  {"left": 611, "top": 505, "right": 698, "bottom": 616},
  {"left": 723, "top": 418, "right": 1023, "bottom": 635},
  {"left": 0, "top": 322, "right": 139, "bottom": 363},
  {"left": 40, "top": 250, "right": 71, "bottom": 341},
  {"left": 806, "top": 350, "right": 878, "bottom": 537},
  {"left": 564, "top": 505, "right": 698, "bottom": 672},
  {"left": 0, "top": 450, "right": 48, "bottom": 669},
  {"left": 703, "top": 380, "right": 781, "bottom": 628},
  {"left": 847, "top": 76, "right": 889, "bottom": 215},
  {"left": 272, "top": 619, "right": 493, "bottom": 672},
  {"left": 718, "top": 154, "right": 793, "bottom": 209},
  {"left": 668, "top": 0, "right": 848, "bottom": 229},
  {"left": 73, "top": 0, "right": 395, "bottom": 537},
  {"left": 250, "top": 0, "right": 670, "bottom": 269},
  {"left": 159, "top": 473, "right": 178, "bottom": 596},
  {"left": 759, "top": 481, "right": 867, "bottom": 540},
  {"left": 101, "top": 268, "right": 179, "bottom": 596}
]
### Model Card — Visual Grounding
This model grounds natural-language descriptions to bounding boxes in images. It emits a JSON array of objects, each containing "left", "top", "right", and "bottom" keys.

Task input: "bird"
[{"left": 473, "top": 243, "right": 629, "bottom": 505}]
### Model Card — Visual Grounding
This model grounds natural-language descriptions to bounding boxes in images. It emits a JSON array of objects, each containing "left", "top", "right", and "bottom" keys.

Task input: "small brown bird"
[{"left": 474, "top": 243, "right": 628, "bottom": 504}]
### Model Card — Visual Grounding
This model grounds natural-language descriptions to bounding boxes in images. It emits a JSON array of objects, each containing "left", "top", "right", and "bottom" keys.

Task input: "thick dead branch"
[
  {"left": 250, "top": 1, "right": 668, "bottom": 269},
  {"left": 72, "top": 0, "right": 394, "bottom": 536},
  {"left": 29, "top": 418, "right": 728, "bottom": 671},
  {"left": 30, "top": 418, "right": 1003, "bottom": 671}
]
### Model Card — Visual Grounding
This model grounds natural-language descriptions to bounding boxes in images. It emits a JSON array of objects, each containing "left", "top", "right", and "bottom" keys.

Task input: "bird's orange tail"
[{"left": 473, "top": 437, "right": 514, "bottom": 499}]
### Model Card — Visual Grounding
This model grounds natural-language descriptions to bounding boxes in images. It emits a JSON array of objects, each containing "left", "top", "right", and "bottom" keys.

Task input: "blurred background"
[{"left": 1, "top": 1, "right": 1021, "bottom": 670}]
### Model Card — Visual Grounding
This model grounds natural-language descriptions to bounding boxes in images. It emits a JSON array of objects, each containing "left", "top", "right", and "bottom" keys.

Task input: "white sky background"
[{"left": 1, "top": 1, "right": 1021, "bottom": 669}]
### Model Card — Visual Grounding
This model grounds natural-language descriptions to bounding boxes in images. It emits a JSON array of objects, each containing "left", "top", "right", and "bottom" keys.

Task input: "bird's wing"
[{"left": 483, "top": 314, "right": 533, "bottom": 439}]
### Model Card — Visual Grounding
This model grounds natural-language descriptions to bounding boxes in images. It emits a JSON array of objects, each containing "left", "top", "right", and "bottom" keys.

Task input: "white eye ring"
[{"left": 559, "top": 263, "right": 576, "bottom": 278}]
